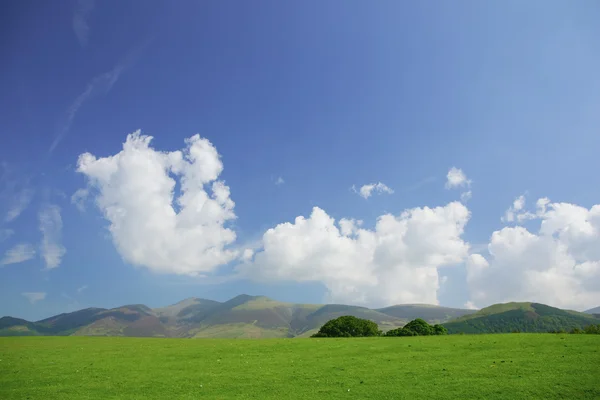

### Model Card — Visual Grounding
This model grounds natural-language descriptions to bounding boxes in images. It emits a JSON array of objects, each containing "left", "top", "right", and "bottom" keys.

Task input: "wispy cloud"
[
  {"left": 275, "top": 177, "right": 285, "bottom": 185},
  {"left": 1, "top": 163, "right": 34, "bottom": 222},
  {"left": 39, "top": 205, "right": 66, "bottom": 269},
  {"left": 72, "top": 0, "right": 95, "bottom": 47},
  {"left": 77, "top": 285, "right": 88, "bottom": 294},
  {"left": 0, "top": 243, "right": 36, "bottom": 266},
  {"left": 352, "top": 182, "right": 394, "bottom": 199},
  {"left": 22, "top": 292, "right": 46, "bottom": 304},
  {"left": 460, "top": 190, "right": 472, "bottom": 202},
  {"left": 71, "top": 188, "right": 89, "bottom": 212},
  {"left": 49, "top": 42, "right": 150, "bottom": 153},
  {"left": 5, "top": 188, "right": 34, "bottom": 222},
  {"left": 0, "top": 228, "right": 14, "bottom": 242}
]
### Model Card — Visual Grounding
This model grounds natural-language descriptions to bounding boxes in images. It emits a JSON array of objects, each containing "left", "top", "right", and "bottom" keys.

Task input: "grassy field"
[{"left": 1, "top": 334, "right": 599, "bottom": 399}]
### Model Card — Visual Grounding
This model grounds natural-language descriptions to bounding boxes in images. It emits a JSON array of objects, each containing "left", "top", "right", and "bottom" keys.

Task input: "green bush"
[
  {"left": 403, "top": 319, "right": 434, "bottom": 335},
  {"left": 433, "top": 324, "right": 448, "bottom": 335},
  {"left": 384, "top": 327, "right": 417, "bottom": 337},
  {"left": 311, "top": 316, "right": 382, "bottom": 338},
  {"left": 384, "top": 319, "right": 447, "bottom": 337},
  {"left": 583, "top": 324, "right": 600, "bottom": 334}
]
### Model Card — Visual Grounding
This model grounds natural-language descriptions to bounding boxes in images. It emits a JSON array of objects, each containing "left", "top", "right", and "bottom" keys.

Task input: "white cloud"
[
  {"left": 467, "top": 198, "right": 600, "bottom": 310},
  {"left": 0, "top": 228, "right": 14, "bottom": 242},
  {"left": 241, "top": 249, "right": 254, "bottom": 262},
  {"left": 73, "top": 0, "right": 95, "bottom": 47},
  {"left": 464, "top": 301, "right": 479, "bottom": 310},
  {"left": 5, "top": 188, "right": 33, "bottom": 222},
  {"left": 445, "top": 167, "right": 471, "bottom": 189},
  {"left": 71, "top": 188, "right": 89, "bottom": 212},
  {"left": 22, "top": 292, "right": 46, "bottom": 304},
  {"left": 77, "top": 285, "right": 88, "bottom": 293},
  {"left": 76, "top": 131, "right": 238, "bottom": 275},
  {"left": 353, "top": 182, "right": 394, "bottom": 199},
  {"left": 460, "top": 191, "right": 472, "bottom": 203},
  {"left": 1, "top": 163, "right": 34, "bottom": 222},
  {"left": 501, "top": 194, "right": 537, "bottom": 223},
  {"left": 275, "top": 177, "right": 285, "bottom": 185},
  {"left": 39, "top": 205, "right": 66, "bottom": 269},
  {"left": 238, "top": 201, "right": 470, "bottom": 308},
  {"left": 0, "top": 243, "right": 36, "bottom": 266}
]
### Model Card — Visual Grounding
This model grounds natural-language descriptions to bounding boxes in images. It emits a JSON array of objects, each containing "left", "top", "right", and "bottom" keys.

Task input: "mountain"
[
  {"left": 584, "top": 306, "right": 600, "bottom": 316},
  {"left": 14, "top": 296, "right": 596, "bottom": 338},
  {"left": 0, "top": 295, "right": 472, "bottom": 338},
  {"left": 444, "top": 302, "right": 600, "bottom": 334},
  {"left": 376, "top": 304, "right": 476, "bottom": 323}
]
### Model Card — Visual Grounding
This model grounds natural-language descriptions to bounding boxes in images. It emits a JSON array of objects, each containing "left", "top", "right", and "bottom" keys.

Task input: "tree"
[
  {"left": 384, "top": 319, "right": 448, "bottom": 337},
  {"left": 433, "top": 324, "right": 448, "bottom": 335},
  {"left": 403, "top": 318, "right": 434, "bottom": 336},
  {"left": 311, "top": 316, "right": 382, "bottom": 337},
  {"left": 384, "top": 327, "right": 417, "bottom": 337}
]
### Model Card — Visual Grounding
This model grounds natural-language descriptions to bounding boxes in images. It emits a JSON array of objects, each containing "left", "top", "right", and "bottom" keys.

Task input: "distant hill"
[
  {"left": 444, "top": 302, "right": 600, "bottom": 334},
  {"left": 584, "top": 306, "right": 600, "bottom": 316},
  {"left": 376, "top": 304, "right": 476, "bottom": 323},
  {"left": 0, "top": 295, "right": 472, "bottom": 338}
]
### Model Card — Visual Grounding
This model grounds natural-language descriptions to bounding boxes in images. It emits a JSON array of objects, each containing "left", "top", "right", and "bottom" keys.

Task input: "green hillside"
[
  {"left": 376, "top": 304, "right": 476, "bottom": 323},
  {"left": 0, "top": 317, "right": 40, "bottom": 336},
  {"left": 444, "top": 302, "right": 600, "bottom": 334},
  {"left": 584, "top": 306, "right": 600, "bottom": 315}
]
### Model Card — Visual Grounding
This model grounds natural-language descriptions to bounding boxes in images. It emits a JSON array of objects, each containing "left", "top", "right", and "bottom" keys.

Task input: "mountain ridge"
[
  {"left": 0, "top": 294, "right": 472, "bottom": 338},
  {"left": 444, "top": 302, "right": 599, "bottom": 334},
  {"left": 2, "top": 296, "right": 597, "bottom": 338}
]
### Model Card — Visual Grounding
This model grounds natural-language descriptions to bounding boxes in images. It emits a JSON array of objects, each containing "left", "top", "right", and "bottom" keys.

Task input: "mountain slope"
[
  {"left": 0, "top": 316, "right": 40, "bottom": 336},
  {"left": 444, "top": 302, "right": 599, "bottom": 334},
  {"left": 0, "top": 295, "right": 413, "bottom": 338},
  {"left": 376, "top": 304, "right": 476, "bottom": 323},
  {"left": 584, "top": 306, "right": 600, "bottom": 315},
  {"left": 154, "top": 298, "right": 221, "bottom": 320},
  {"left": 7, "top": 296, "right": 593, "bottom": 338}
]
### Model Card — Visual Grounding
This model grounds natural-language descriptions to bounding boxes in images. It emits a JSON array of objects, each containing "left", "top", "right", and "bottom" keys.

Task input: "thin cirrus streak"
[{"left": 48, "top": 40, "right": 151, "bottom": 154}]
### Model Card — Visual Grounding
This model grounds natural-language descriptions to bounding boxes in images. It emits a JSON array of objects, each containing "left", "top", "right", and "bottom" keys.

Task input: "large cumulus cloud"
[
  {"left": 467, "top": 196, "right": 600, "bottom": 310},
  {"left": 76, "top": 131, "right": 238, "bottom": 275},
  {"left": 238, "top": 202, "right": 471, "bottom": 307}
]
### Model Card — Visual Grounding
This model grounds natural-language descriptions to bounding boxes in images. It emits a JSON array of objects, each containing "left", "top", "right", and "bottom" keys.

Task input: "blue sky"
[{"left": 2, "top": 1, "right": 600, "bottom": 320}]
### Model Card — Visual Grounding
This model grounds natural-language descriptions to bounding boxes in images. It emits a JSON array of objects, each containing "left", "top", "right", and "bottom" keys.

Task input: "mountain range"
[
  {"left": 0, "top": 294, "right": 474, "bottom": 338},
  {"left": 1, "top": 295, "right": 598, "bottom": 338}
]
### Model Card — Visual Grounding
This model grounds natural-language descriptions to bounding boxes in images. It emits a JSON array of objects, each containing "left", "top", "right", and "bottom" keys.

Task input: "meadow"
[{"left": 1, "top": 334, "right": 599, "bottom": 399}]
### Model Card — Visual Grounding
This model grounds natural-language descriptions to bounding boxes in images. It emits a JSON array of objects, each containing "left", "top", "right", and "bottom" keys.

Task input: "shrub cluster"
[
  {"left": 548, "top": 324, "right": 600, "bottom": 334},
  {"left": 311, "top": 316, "right": 447, "bottom": 338},
  {"left": 384, "top": 318, "right": 448, "bottom": 337},
  {"left": 311, "top": 316, "right": 382, "bottom": 338}
]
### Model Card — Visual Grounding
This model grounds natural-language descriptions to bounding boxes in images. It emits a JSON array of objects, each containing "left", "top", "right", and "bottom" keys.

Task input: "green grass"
[{"left": 1, "top": 334, "right": 599, "bottom": 399}]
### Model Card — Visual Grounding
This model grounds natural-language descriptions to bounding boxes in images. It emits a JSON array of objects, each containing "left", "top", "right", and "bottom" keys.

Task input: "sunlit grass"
[{"left": 1, "top": 334, "right": 598, "bottom": 399}]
